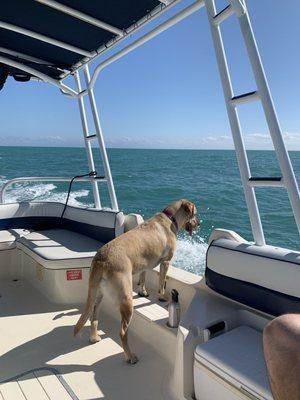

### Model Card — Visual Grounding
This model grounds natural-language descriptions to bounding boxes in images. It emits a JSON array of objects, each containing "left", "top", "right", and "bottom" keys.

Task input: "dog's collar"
[{"left": 162, "top": 210, "right": 178, "bottom": 232}]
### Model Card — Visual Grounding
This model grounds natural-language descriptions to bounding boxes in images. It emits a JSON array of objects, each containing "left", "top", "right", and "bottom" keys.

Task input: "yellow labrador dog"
[{"left": 74, "top": 199, "right": 199, "bottom": 364}]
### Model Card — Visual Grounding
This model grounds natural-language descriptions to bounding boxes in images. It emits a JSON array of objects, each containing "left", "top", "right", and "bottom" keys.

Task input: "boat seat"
[
  {"left": 206, "top": 237, "right": 300, "bottom": 316},
  {"left": 194, "top": 326, "right": 272, "bottom": 400},
  {"left": 17, "top": 229, "right": 103, "bottom": 269},
  {"left": 0, "top": 228, "right": 31, "bottom": 250}
]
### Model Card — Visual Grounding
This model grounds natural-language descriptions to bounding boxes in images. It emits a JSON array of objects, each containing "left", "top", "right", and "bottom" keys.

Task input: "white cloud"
[
  {"left": 0, "top": 134, "right": 77, "bottom": 147},
  {"left": 205, "top": 136, "right": 218, "bottom": 141},
  {"left": 1, "top": 131, "right": 300, "bottom": 150},
  {"left": 105, "top": 136, "right": 166, "bottom": 148},
  {"left": 283, "top": 132, "right": 300, "bottom": 142},
  {"left": 46, "top": 135, "right": 65, "bottom": 142},
  {"left": 240, "top": 132, "right": 300, "bottom": 150},
  {"left": 247, "top": 133, "right": 269, "bottom": 140},
  {"left": 104, "top": 131, "right": 300, "bottom": 150},
  {"left": 220, "top": 135, "right": 231, "bottom": 140}
]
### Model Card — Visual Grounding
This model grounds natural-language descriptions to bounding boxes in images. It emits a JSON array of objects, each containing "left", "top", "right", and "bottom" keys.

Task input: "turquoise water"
[{"left": 0, "top": 147, "right": 299, "bottom": 274}]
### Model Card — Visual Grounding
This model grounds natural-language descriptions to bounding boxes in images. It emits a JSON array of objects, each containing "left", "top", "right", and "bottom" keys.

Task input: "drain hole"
[{"left": 12, "top": 279, "right": 19, "bottom": 282}]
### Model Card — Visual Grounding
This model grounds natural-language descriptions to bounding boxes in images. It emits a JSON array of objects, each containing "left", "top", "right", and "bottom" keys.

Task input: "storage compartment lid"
[{"left": 194, "top": 326, "right": 272, "bottom": 400}]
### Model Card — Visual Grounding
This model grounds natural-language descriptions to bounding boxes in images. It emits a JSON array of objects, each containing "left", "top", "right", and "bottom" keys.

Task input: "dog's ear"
[{"left": 183, "top": 201, "right": 194, "bottom": 216}]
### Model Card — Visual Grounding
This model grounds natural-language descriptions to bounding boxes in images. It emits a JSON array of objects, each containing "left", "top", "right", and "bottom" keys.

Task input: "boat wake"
[
  {"left": 172, "top": 235, "right": 207, "bottom": 275},
  {"left": 0, "top": 180, "right": 91, "bottom": 207}
]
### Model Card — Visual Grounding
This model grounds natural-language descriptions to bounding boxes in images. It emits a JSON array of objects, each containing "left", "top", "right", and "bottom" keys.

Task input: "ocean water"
[{"left": 0, "top": 147, "right": 299, "bottom": 275}]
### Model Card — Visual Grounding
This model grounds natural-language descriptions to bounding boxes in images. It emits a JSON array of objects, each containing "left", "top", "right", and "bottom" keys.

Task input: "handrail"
[{"left": 0, "top": 176, "right": 106, "bottom": 204}]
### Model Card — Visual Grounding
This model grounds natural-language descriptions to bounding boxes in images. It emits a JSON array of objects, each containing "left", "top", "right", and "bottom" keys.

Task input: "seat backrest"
[
  {"left": 0, "top": 202, "right": 124, "bottom": 243},
  {"left": 206, "top": 237, "right": 300, "bottom": 316},
  {"left": 63, "top": 205, "right": 124, "bottom": 242}
]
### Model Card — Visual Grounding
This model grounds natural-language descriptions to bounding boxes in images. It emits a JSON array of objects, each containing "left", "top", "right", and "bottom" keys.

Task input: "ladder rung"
[
  {"left": 231, "top": 90, "right": 259, "bottom": 106},
  {"left": 213, "top": 4, "right": 234, "bottom": 25},
  {"left": 248, "top": 177, "right": 284, "bottom": 187},
  {"left": 86, "top": 134, "right": 97, "bottom": 140}
]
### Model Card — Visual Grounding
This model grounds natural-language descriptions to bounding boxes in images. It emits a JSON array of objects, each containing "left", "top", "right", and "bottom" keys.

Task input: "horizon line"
[{"left": 0, "top": 145, "right": 299, "bottom": 152}]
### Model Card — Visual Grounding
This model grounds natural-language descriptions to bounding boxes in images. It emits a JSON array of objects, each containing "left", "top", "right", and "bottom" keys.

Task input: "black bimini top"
[{"left": 0, "top": 0, "right": 170, "bottom": 89}]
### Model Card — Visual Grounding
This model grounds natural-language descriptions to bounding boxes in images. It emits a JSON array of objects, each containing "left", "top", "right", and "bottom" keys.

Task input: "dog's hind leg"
[
  {"left": 89, "top": 291, "right": 103, "bottom": 344},
  {"left": 116, "top": 273, "right": 138, "bottom": 364},
  {"left": 74, "top": 260, "right": 103, "bottom": 337},
  {"left": 137, "top": 271, "right": 149, "bottom": 297},
  {"left": 119, "top": 295, "right": 138, "bottom": 364},
  {"left": 158, "top": 261, "right": 170, "bottom": 302}
]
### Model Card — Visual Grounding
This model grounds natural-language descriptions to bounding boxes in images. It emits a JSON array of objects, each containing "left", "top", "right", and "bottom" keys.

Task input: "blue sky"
[{"left": 1, "top": 0, "right": 300, "bottom": 149}]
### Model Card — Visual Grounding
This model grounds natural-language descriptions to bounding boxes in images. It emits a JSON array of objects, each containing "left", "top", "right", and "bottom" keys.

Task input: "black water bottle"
[{"left": 168, "top": 289, "right": 180, "bottom": 328}]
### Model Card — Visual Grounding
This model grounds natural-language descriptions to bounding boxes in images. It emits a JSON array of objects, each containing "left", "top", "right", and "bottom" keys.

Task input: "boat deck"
[{"left": 0, "top": 279, "right": 173, "bottom": 400}]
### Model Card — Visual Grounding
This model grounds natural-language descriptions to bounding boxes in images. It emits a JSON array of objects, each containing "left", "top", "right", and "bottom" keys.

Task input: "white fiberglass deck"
[{"left": 0, "top": 279, "right": 173, "bottom": 400}]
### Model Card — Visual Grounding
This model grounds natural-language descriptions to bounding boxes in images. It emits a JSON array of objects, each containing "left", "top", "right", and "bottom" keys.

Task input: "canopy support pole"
[
  {"left": 0, "top": 54, "right": 78, "bottom": 96},
  {"left": 205, "top": 0, "right": 265, "bottom": 245},
  {"left": 36, "top": 0, "right": 123, "bottom": 36},
  {"left": 83, "top": 65, "right": 119, "bottom": 211},
  {"left": 237, "top": 2, "right": 300, "bottom": 235},
  {"left": 74, "top": 71, "right": 101, "bottom": 209},
  {"left": 205, "top": 0, "right": 300, "bottom": 244},
  {"left": 0, "top": 20, "right": 93, "bottom": 57}
]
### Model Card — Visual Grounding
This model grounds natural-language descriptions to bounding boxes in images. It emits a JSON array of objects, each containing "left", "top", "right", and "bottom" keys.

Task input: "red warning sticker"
[{"left": 66, "top": 269, "right": 82, "bottom": 281}]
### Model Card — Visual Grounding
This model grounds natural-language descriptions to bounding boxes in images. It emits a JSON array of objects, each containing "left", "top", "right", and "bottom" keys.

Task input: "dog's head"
[{"left": 181, "top": 199, "right": 199, "bottom": 236}]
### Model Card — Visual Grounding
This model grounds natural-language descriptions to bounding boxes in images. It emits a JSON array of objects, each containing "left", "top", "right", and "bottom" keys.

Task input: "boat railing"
[{"left": 0, "top": 176, "right": 107, "bottom": 204}]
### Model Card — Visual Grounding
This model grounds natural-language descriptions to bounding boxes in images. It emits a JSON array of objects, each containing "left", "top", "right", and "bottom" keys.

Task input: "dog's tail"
[{"left": 74, "top": 265, "right": 102, "bottom": 337}]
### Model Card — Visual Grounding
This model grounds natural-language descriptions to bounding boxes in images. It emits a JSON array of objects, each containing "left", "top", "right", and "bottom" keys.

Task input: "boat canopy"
[{"left": 0, "top": 0, "right": 171, "bottom": 86}]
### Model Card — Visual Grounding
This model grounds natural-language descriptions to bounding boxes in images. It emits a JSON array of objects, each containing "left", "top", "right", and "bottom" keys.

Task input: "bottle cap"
[{"left": 171, "top": 289, "right": 179, "bottom": 303}]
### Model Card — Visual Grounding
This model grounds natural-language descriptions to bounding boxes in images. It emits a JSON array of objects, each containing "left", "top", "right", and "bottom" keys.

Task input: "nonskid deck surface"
[{"left": 0, "top": 279, "right": 172, "bottom": 400}]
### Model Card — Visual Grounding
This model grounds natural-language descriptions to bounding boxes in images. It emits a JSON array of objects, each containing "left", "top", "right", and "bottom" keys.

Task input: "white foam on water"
[
  {"left": 172, "top": 235, "right": 208, "bottom": 276},
  {"left": 5, "top": 183, "right": 56, "bottom": 203},
  {"left": 41, "top": 189, "right": 92, "bottom": 207},
  {"left": 2, "top": 182, "right": 92, "bottom": 207},
  {"left": 0, "top": 177, "right": 7, "bottom": 186}
]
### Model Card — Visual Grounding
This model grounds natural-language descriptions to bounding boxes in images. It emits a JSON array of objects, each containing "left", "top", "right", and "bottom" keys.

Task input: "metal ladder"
[
  {"left": 205, "top": 0, "right": 300, "bottom": 245},
  {"left": 73, "top": 65, "right": 118, "bottom": 211}
]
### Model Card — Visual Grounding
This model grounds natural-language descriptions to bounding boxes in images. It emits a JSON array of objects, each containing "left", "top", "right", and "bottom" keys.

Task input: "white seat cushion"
[
  {"left": 194, "top": 326, "right": 272, "bottom": 400},
  {"left": 0, "top": 229, "right": 31, "bottom": 250},
  {"left": 207, "top": 238, "right": 300, "bottom": 298},
  {"left": 206, "top": 238, "right": 300, "bottom": 316},
  {"left": 17, "top": 229, "right": 103, "bottom": 269}
]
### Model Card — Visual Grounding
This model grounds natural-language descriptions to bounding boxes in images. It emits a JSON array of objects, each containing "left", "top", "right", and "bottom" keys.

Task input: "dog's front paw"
[
  {"left": 89, "top": 334, "right": 101, "bottom": 344},
  {"left": 126, "top": 354, "right": 139, "bottom": 365},
  {"left": 158, "top": 293, "right": 168, "bottom": 302},
  {"left": 138, "top": 289, "right": 149, "bottom": 297}
]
